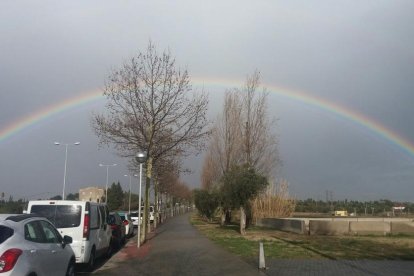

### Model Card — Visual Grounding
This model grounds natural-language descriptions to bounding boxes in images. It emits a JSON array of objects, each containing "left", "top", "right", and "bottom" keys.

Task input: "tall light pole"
[
  {"left": 135, "top": 151, "right": 146, "bottom": 248},
  {"left": 54, "top": 142, "right": 80, "bottom": 200},
  {"left": 124, "top": 174, "right": 137, "bottom": 214},
  {"left": 99, "top": 163, "right": 117, "bottom": 203}
]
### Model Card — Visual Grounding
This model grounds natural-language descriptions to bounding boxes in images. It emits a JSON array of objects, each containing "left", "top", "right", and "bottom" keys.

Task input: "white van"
[{"left": 27, "top": 200, "right": 112, "bottom": 270}]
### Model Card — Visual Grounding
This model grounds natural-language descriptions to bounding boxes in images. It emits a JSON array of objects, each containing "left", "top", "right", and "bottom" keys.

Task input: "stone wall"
[
  {"left": 256, "top": 218, "right": 414, "bottom": 236},
  {"left": 309, "top": 220, "right": 349, "bottom": 235}
]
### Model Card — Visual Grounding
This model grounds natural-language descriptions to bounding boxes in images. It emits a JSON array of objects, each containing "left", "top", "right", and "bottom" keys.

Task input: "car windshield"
[
  {"left": 31, "top": 205, "right": 82, "bottom": 228},
  {"left": 119, "top": 215, "right": 126, "bottom": 220},
  {"left": 0, "top": 226, "right": 13, "bottom": 244},
  {"left": 130, "top": 212, "right": 138, "bottom": 217}
]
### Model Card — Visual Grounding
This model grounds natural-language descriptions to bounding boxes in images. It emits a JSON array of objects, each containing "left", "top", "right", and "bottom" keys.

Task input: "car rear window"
[
  {"left": 130, "top": 212, "right": 138, "bottom": 217},
  {"left": 30, "top": 205, "right": 82, "bottom": 228},
  {"left": 108, "top": 214, "right": 116, "bottom": 225},
  {"left": 119, "top": 215, "right": 126, "bottom": 220},
  {"left": 0, "top": 226, "right": 13, "bottom": 244}
]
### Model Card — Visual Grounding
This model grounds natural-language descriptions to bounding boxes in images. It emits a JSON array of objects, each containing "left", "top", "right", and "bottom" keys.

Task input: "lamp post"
[
  {"left": 135, "top": 151, "right": 146, "bottom": 248},
  {"left": 124, "top": 174, "right": 137, "bottom": 214},
  {"left": 54, "top": 142, "right": 80, "bottom": 200},
  {"left": 99, "top": 163, "right": 117, "bottom": 203}
]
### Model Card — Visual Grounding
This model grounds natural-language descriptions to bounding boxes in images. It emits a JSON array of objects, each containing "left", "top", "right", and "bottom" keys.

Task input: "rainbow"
[
  {"left": 1, "top": 78, "right": 413, "bottom": 159},
  {"left": 0, "top": 89, "right": 104, "bottom": 143}
]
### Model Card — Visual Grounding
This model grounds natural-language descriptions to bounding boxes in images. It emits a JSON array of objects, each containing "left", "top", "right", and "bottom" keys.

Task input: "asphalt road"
[{"left": 92, "top": 213, "right": 262, "bottom": 276}]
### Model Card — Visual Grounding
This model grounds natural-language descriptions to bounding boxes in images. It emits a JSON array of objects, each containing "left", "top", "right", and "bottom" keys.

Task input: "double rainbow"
[{"left": 1, "top": 78, "right": 413, "bottom": 159}]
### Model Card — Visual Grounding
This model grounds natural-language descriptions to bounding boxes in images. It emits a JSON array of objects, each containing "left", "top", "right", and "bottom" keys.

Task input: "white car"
[
  {"left": 130, "top": 211, "right": 141, "bottom": 228},
  {"left": 27, "top": 200, "right": 112, "bottom": 271},
  {"left": 118, "top": 212, "right": 134, "bottom": 237},
  {"left": 149, "top": 206, "right": 155, "bottom": 223},
  {"left": 130, "top": 206, "right": 154, "bottom": 227},
  {"left": 0, "top": 214, "right": 75, "bottom": 276}
]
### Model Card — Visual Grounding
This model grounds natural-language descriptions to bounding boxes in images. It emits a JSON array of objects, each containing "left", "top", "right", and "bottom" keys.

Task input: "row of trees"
[
  {"left": 106, "top": 181, "right": 192, "bottom": 212},
  {"left": 195, "top": 71, "right": 289, "bottom": 235},
  {"left": 92, "top": 41, "right": 209, "bottom": 243}
]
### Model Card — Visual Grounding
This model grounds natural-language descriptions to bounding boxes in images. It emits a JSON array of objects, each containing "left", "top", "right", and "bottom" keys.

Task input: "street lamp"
[
  {"left": 54, "top": 142, "right": 80, "bottom": 200},
  {"left": 99, "top": 163, "right": 117, "bottom": 203},
  {"left": 135, "top": 151, "right": 146, "bottom": 248},
  {"left": 124, "top": 174, "right": 137, "bottom": 214}
]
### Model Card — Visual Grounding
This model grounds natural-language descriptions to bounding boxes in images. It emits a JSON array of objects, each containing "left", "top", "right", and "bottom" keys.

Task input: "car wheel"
[
  {"left": 86, "top": 247, "right": 96, "bottom": 272},
  {"left": 66, "top": 259, "right": 75, "bottom": 276}
]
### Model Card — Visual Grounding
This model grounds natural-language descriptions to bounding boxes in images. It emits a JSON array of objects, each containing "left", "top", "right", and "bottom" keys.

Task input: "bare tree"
[
  {"left": 200, "top": 149, "right": 220, "bottom": 191},
  {"left": 216, "top": 90, "right": 244, "bottom": 173},
  {"left": 237, "top": 71, "right": 280, "bottom": 231},
  {"left": 92, "top": 42, "right": 210, "bottom": 242},
  {"left": 240, "top": 70, "right": 279, "bottom": 176},
  {"left": 201, "top": 90, "right": 243, "bottom": 189},
  {"left": 201, "top": 71, "right": 280, "bottom": 231},
  {"left": 204, "top": 71, "right": 278, "bottom": 182}
]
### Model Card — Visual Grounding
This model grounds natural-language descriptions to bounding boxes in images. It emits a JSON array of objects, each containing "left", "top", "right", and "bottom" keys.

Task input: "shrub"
[{"left": 194, "top": 189, "right": 219, "bottom": 221}]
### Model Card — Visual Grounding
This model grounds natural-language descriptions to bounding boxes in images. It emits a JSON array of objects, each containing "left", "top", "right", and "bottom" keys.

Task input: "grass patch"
[{"left": 190, "top": 214, "right": 414, "bottom": 260}]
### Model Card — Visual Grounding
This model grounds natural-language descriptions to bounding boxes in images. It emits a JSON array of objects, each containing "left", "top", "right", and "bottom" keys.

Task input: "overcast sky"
[{"left": 1, "top": 1, "right": 414, "bottom": 202}]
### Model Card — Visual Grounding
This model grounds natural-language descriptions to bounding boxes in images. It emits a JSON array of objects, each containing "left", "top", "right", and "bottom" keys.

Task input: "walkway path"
[{"left": 93, "top": 213, "right": 262, "bottom": 276}]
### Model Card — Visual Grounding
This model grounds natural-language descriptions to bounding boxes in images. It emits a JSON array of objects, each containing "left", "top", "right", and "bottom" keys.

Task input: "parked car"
[
  {"left": 130, "top": 205, "right": 154, "bottom": 227},
  {"left": 130, "top": 211, "right": 141, "bottom": 228},
  {"left": 0, "top": 214, "right": 75, "bottom": 276},
  {"left": 117, "top": 212, "right": 133, "bottom": 237},
  {"left": 27, "top": 200, "right": 112, "bottom": 271},
  {"left": 107, "top": 212, "right": 126, "bottom": 249},
  {"left": 149, "top": 205, "right": 155, "bottom": 223}
]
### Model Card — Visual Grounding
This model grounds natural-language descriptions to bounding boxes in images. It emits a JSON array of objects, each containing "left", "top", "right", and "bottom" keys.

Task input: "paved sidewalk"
[{"left": 93, "top": 213, "right": 262, "bottom": 276}]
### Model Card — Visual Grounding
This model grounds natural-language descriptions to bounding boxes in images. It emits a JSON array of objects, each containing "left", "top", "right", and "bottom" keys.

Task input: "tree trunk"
[
  {"left": 240, "top": 206, "right": 246, "bottom": 235},
  {"left": 245, "top": 203, "right": 252, "bottom": 229},
  {"left": 143, "top": 157, "right": 153, "bottom": 243},
  {"left": 220, "top": 209, "right": 226, "bottom": 226},
  {"left": 154, "top": 179, "right": 158, "bottom": 229},
  {"left": 225, "top": 209, "right": 232, "bottom": 224}
]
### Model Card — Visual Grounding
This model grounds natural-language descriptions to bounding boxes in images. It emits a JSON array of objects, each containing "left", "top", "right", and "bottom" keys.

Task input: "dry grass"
[
  {"left": 251, "top": 179, "right": 296, "bottom": 221},
  {"left": 191, "top": 213, "right": 414, "bottom": 260}
]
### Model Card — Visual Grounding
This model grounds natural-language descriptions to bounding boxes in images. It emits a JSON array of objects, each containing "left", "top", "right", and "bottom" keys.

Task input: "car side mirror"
[{"left": 62, "top": 235, "right": 73, "bottom": 248}]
